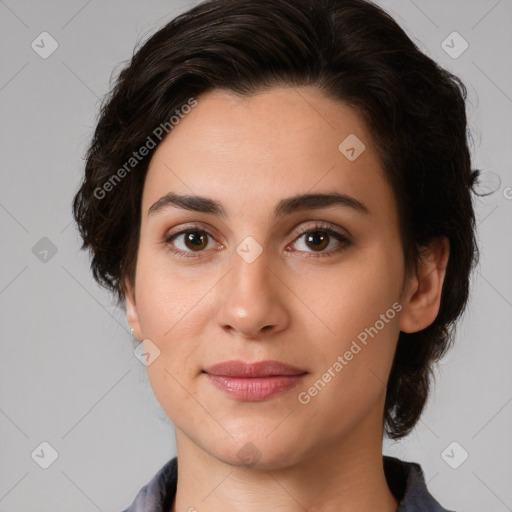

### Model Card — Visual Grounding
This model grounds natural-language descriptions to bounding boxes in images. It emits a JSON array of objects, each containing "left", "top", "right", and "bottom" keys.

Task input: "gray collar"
[{"left": 122, "top": 456, "right": 454, "bottom": 511}]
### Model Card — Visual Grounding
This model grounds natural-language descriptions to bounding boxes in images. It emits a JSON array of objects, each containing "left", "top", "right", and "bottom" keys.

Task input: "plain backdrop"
[{"left": 0, "top": 0, "right": 511, "bottom": 511}]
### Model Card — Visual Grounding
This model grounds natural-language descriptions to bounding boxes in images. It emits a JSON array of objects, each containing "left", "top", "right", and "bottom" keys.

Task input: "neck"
[{"left": 170, "top": 413, "right": 398, "bottom": 512}]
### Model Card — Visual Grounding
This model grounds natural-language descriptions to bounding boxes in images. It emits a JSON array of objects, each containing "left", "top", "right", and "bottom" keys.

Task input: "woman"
[{"left": 73, "top": 0, "right": 480, "bottom": 510}]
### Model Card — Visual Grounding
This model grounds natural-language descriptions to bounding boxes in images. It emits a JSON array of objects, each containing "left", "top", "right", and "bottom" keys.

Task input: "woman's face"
[{"left": 127, "top": 86, "right": 412, "bottom": 469}]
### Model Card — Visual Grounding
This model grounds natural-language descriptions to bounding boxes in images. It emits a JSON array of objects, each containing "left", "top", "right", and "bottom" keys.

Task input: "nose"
[{"left": 215, "top": 246, "right": 290, "bottom": 339}]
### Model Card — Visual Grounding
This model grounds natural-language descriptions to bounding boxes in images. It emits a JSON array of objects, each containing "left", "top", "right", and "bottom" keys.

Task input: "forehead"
[{"left": 142, "top": 86, "right": 394, "bottom": 222}]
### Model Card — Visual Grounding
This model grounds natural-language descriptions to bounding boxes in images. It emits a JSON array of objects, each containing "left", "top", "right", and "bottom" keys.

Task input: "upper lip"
[{"left": 203, "top": 360, "right": 307, "bottom": 377}]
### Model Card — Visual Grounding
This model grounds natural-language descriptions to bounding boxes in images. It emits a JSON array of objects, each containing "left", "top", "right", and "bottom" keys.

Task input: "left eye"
[{"left": 290, "top": 228, "right": 350, "bottom": 254}]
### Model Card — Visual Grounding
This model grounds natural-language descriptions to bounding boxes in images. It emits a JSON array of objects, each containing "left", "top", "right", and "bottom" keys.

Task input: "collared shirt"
[{"left": 121, "top": 456, "right": 454, "bottom": 511}]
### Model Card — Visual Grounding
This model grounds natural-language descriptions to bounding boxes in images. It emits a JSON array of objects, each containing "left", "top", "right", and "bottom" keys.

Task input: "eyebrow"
[{"left": 148, "top": 191, "right": 370, "bottom": 218}]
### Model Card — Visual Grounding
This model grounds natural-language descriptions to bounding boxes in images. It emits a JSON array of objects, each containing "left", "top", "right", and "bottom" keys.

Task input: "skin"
[{"left": 125, "top": 86, "right": 449, "bottom": 512}]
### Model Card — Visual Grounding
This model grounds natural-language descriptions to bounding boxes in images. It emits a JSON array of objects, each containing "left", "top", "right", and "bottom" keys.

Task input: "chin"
[{"left": 207, "top": 435, "right": 307, "bottom": 472}]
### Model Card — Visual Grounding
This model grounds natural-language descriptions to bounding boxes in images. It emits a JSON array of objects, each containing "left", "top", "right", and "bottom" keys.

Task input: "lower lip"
[{"left": 205, "top": 374, "right": 305, "bottom": 401}]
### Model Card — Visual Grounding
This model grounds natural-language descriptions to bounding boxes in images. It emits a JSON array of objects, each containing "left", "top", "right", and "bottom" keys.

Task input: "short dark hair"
[{"left": 73, "top": 0, "right": 481, "bottom": 439}]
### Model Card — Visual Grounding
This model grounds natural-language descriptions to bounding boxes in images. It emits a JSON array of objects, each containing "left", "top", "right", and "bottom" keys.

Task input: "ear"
[
  {"left": 124, "top": 278, "right": 142, "bottom": 341},
  {"left": 399, "top": 236, "right": 450, "bottom": 333}
]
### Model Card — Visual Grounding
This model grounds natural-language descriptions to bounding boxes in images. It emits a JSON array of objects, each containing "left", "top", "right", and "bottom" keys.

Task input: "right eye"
[{"left": 164, "top": 225, "right": 221, "bottom": 258}]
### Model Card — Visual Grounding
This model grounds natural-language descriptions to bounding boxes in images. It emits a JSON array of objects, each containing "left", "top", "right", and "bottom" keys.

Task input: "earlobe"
[
  {"left": 399, "top": 237, "right": 450, "bottom": 334},
  {"left": 124, "top": 278, "right": 142, "bottom": 340}
]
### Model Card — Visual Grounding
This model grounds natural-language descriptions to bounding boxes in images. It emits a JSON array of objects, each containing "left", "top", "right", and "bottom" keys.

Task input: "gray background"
[{"left": 0, "top": 0, "right": 511, "bottom": 510}]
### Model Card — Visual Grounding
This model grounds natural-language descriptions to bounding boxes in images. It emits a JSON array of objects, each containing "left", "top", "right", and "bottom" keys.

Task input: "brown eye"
[
  {"left": 304, "top": 231, "right": 330, "bottom": 251},
  {"left": 183, "top": 231, "right": 208, "bottom": 251},
  {"left": 289, "top": 224, "right": 352, "bottom": 257},
  {"left": 165, "top": 228, "right": 215, "bottom": 256}
]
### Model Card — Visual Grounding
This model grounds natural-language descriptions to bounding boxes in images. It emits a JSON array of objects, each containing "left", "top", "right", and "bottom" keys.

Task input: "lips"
[
  {"left": 204, "top": 359, "right": 306, "bottom": 377},
  {"left": 203, "top": 360, "right": 307, "bottom": 401}
]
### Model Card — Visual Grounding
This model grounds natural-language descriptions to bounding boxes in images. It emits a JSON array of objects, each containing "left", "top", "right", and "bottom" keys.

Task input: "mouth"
[{"left": 202, "top": 360, "right": 307, "bottom": 401}]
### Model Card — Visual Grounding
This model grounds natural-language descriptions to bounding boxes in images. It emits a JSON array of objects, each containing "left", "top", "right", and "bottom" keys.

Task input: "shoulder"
[
  {"left": 121, "top": 457, "right": 178, "bottom": 512},
  {"left": 384, "top": 456, "right": 456, "bottom": 512}
]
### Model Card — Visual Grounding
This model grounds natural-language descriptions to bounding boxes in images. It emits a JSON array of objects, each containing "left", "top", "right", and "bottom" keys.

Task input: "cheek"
[
  {"left": 308, "top": 241, "right": 403, "bottom": 383},
  {"left": 133, "top": 246, "right": 223, "bottom": 385},
  {"left": 298, "top": 286, "right": 401, "bottom": 439},
  {"left": 316, "top": 242, "right": 403, "bottom": 330},
  {"left": 133, "top": 254, "right": 212, "bottom": 425},
  {"left": 134, "top": 245, "right": 212, "bottom": 338}
]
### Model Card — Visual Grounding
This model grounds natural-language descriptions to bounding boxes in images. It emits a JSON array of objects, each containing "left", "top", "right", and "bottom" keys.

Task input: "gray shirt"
[{"left": 122, "top": 456, "right": 454, "bottom": 511}]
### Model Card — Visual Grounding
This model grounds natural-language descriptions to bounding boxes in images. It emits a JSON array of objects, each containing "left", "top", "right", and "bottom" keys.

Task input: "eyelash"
[{"left": 163, "top": 222, "right": 352, "bottom": 259}]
